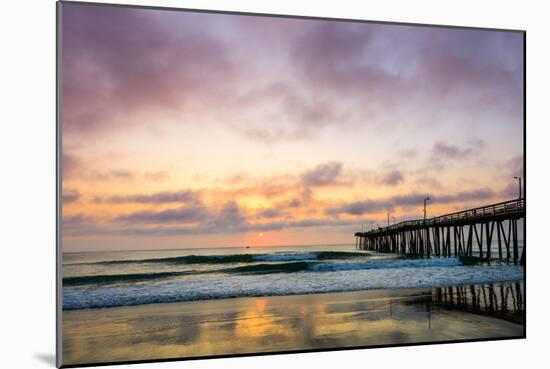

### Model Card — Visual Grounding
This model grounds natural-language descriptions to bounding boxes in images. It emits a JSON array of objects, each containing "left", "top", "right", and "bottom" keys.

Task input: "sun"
[{"left": 259, "top": 233, "right": 264, "bottom": 237}]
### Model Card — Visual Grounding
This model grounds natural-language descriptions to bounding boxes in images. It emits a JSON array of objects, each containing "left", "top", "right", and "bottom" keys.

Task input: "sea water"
[{"left": 62, "top": 244, "right": 524, "bottom": 310}]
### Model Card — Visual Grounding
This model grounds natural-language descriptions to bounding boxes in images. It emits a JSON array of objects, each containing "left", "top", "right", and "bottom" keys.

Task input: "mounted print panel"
[{"left": 57, "top": 1, "right": 525, "bottom": 367}]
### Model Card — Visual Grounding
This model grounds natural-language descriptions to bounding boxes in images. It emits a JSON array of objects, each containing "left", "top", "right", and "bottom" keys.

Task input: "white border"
[{"left": 2, "top": 1, "right": 549, "bottom": 368}]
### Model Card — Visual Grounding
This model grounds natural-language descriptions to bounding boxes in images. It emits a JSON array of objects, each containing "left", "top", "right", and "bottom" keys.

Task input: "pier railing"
[{"left": 359, "top": 198, "right": 524, "bottom": 236}]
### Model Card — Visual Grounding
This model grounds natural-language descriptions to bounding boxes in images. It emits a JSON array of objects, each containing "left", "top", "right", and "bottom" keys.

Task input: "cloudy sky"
[{"left": 61, "top": 3, "right": 524, "bottom": 252}]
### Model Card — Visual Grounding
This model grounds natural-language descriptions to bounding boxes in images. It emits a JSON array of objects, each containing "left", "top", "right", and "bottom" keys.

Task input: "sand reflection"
[{"left": 63, "top": 283, "right": 524, "bottom": 366}]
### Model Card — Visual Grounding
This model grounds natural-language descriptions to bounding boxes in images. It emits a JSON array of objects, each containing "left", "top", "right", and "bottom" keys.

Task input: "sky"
[{"left": 61, "top": 3, "right": 524, "bottom": 252}]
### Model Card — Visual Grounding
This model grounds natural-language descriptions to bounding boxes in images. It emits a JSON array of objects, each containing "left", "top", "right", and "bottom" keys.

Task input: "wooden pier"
[{"left": 355, "top": 199, "right": 525, "bottom": 264}]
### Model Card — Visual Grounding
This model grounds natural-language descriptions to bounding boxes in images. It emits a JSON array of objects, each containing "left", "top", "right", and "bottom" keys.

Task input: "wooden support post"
[
  {"left": 486, "top": 222, "right": 495, "bottom": 259},
  {"left": 507, "top": 220, "right": 512, "bottom": 261},
  {"left": 441, "top": 228, "right": 445, "bottom": 257},
  {"left": 473, "top": 224, "right": 483, "bottom": 257},
  {"left": 456, "top": 226, "right": 462, "bottom": 255},
  {"left": 434, "top": 227, "right": 440, "bottom": 256},
  {"left": 446, "top": 227, "right": 451, "bottom": 257},
  {"left": 499, "top": 220, "right": 511, "bottom": 263},
  {"left": 437, "top": 227, "right": 441, "bottom": 256},
  {"left": 460, "top": 226, "right": 465, "bottom": 256},
  {"left": 513, "top": 219, "right": 519, "bottom": 265},
  {"left": 439, "top": 226, "right": 443, "bottom": 256},
  {"left": 497, "top": 221, "right": 503, "bottom": 260},
  {"left": 453, "top": 226, "right": 458, "bottom": 257},
  {"left": 467, "top": 224, "right": 473, "bottom": 256},
  {"left": 426, "top": 227, "right": 432, "bottom": 257},
  {"left": 459, "top": 226, "right": 464, "bottom": 255}
]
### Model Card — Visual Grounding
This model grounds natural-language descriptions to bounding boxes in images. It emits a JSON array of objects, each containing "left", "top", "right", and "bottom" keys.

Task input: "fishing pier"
[{"left": 355, "top": 199, "right": 525, "bottom": 264}]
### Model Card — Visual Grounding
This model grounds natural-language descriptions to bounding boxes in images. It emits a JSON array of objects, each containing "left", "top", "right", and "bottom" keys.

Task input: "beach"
[{"left": 63, "top": 282, "right": 524, "bottom": 366}]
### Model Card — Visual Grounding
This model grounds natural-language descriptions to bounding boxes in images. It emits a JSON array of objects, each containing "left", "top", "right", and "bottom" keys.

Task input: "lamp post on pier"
[
  {"left": 513, "top": 176, "right": 522, "bottom": 199},
  {"left": 423, "top": 196, "right": 430, "bottom": 221}
]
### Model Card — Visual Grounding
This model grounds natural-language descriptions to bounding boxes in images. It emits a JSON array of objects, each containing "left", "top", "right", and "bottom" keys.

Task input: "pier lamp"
[
  {"left": 513, "top": 176, "right": 522, "bottom": 199},
  {"left": 392, "top": 216, "right": 396, "bottom": 224},
  {"left": 423, "top": 196, "right": 430, "bottom": 220}
]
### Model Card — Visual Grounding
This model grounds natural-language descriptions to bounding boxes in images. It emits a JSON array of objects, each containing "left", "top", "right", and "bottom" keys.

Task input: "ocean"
[{"left": 62, "top": 243, "right": 524, "bottom": 310}]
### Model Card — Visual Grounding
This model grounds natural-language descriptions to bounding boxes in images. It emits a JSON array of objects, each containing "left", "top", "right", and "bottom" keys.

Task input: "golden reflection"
[{"left": 63, "top": 285, "right": 524, "bottom": 366}]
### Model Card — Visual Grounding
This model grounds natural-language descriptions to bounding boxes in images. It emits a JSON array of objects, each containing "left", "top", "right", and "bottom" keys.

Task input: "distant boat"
[{"left": 246, "top": 246, "right": 251, "bottom": 248}]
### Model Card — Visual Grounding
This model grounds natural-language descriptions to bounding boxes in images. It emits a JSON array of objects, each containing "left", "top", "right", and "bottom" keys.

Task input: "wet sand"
[{"left": 62, "top": 283, "right": 524, "bottom": 366}]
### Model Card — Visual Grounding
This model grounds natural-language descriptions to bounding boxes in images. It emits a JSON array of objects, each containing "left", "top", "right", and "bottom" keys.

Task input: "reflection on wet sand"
[
  {"left": 430, "top": 282, "right": 524, "bottom": 324},
  {"left": 63, "top": 282, "right": 524, "bottom": 366}
]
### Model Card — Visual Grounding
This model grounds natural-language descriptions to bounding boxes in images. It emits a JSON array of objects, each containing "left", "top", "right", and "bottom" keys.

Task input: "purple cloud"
[
  {"left": 62, "top": 3, "right": 238, "bottom": 138},
  {"left": 432, "top": 189, "right": 495, "bottom": 203},
  {"left": 432, "top": 141, "right": 473, "bottom": 159},
  {"left": 256, "top": 208, "right": 282, "bottom": 219},
  {"left": 208, "top": 201, "right": 247, "bottom": 230},
  {"left": 115, "top": 203, "right": 209, "bottom": 224},
  {"left": 62, "top": 188, "right": 81, "bottom": 203},
  {"left": 301, "top": 161, "right": 344, "bottom": 187},
  {"left": 326, "top": 188, "right": 496, "bottom": 216},
  {"left": 63, "top": 214, "right": 362, "bottom": 237},
  {"left": 62, "top": 4, "right": 523, "bottom": 144},
  {"left": 377, "top": 170, "right": 404, "bottom": 186},
  {"left": 96, "top": 190, "right": 198, "bottom": 204}
]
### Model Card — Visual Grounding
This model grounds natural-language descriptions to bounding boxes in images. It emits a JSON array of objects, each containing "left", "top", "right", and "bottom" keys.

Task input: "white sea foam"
[
  {"left": 308, "top": 257, "right": 462, "bottom": 272},
  {"left": 63, "top": 264, "right": 524, "bottom": 310}
]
